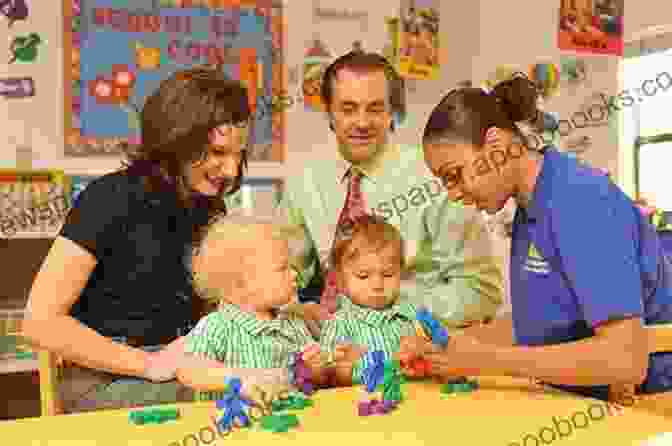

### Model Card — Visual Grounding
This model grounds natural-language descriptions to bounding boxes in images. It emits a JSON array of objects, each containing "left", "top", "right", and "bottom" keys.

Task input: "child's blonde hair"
[
  {"left": 190, "top": 213, "right": 300, "bottom": 308},
  {"left": 331, "top": 214, "right": 405, "bottom": 272}
]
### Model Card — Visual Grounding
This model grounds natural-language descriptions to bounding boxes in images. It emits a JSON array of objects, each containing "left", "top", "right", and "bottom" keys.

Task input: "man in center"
[{"left": 277, "top": 51, "right": 504, "bottom": 329}]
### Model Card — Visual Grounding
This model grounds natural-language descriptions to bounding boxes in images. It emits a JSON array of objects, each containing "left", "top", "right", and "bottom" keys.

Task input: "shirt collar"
[
  {"left": 338, "top": 295, "right": 416, "bottom": 326},
  {"left": 337, "top": 144, "right": 401, "bottom": 185},
  {"left": 219, "top": 303, "right": 290, "bottom": 337},
  {"left": 525, "top": 147, "right": 556, "bottom": 222}
]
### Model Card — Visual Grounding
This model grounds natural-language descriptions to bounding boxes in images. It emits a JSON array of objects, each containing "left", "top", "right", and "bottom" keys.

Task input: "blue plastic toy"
[
  {"left": 214, "top": 378, "right": 255, "bottom": 431},
  {"left": 361, "top": 350, "right": 386, "bottom": 393},
  {"left": 416, "top": 307, "right": 450, "bottom": 347}
]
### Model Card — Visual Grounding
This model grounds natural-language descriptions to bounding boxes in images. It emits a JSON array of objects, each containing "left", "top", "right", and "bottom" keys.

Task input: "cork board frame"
[{"left": 63, "top": 0, "right": 286, "bottom": 162}]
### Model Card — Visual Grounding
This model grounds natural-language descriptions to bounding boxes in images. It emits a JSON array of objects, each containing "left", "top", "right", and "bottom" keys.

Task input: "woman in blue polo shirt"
[{"left": 408, "top": 73, "right": 672, "bottom": 402}]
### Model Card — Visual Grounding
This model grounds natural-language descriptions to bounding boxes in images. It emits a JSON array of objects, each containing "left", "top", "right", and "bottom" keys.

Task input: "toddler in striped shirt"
[
  {"left": 320, "top": 214, "right": 436, "bottom": 386},
  {"left": 176, "top": 214, "right": 329, "bottom": 399}
]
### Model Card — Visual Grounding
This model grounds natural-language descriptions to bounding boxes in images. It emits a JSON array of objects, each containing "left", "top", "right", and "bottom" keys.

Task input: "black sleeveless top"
[{"left": 61, "top": 169, "right": 212, "bottom": 344}]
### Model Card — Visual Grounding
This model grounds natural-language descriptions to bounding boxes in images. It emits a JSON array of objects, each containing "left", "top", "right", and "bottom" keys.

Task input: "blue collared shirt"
[{"left": 510, "top": 147, "right": 672, "bottom": 399}]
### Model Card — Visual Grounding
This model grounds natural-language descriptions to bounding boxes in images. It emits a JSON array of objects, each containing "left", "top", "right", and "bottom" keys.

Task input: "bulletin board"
[{"left": 63, "top": 0, "right": 286, "bottom": 162}]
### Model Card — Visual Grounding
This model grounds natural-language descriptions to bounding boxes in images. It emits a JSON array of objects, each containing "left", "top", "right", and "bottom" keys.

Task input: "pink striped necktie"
[{"left": 320, "top": 170, "right": 369, "bottom": 315}]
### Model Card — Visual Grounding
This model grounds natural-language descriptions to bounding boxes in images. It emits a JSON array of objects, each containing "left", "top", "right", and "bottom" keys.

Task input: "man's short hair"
[{"left": 320, "top": 51, "right": 406, "bottom": 132}]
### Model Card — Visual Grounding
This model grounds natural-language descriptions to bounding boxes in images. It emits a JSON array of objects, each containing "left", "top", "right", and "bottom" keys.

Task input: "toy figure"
[
  {"left": 416, "top": 307, "right": 449, "bottom": 347},
  {"left": 361, "top": 350, "right": 386, "bottom": 393},
  {"left": 214, "top": 378, "right": 255, "bottom": 431},
  {"left": 9, "top": 32, "right": 41, "bottom": 64},
  {"left": 381, "top": 360, "right": 405, "bottom": 402},
  {"left": 290, "top": 350, "right": 315, "bottom": 395}
]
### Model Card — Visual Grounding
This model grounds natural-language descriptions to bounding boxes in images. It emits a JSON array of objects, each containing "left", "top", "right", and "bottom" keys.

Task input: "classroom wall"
[
  {"left": 2, "top": 0, "right": 669, "bottom": 176},
  {"left": 0, "top": 0, "right": 480, "bottom": 176}
]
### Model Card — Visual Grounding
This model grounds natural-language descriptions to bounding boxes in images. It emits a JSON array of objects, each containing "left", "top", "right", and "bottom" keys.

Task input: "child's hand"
[
  {"left": 334, "top": 343, "right": 368, "bottom": 367},
  {"left": 301, "top": 342, "right": 322, "bottom": 371}
]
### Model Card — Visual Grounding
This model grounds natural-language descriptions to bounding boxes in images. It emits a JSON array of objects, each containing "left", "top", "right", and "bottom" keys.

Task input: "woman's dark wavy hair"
[
  {"left": 423, "top": 73, "right": 543, "bottom": 148},
  {"left": 121, "top": 66, "right": 251, "bottom": 227}
]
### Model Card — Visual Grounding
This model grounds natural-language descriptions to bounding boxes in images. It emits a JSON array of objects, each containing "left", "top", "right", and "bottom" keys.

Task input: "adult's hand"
[
  {"left": 142, "top": 337, "right": 187, "bottom": 383},
  {"left": 422, "top": 334, "right": 492, "bottom": 379}
]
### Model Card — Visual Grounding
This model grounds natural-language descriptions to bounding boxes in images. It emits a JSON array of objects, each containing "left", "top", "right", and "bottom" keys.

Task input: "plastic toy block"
[
  {"left": 357, "top": 399, "right": 398, "bottom": 416},
  {"left": 416, "top": 307, "right": 450, "bottom": 347},
  {"left": 380, "top": 360, "right": 405, "bottom": 402},
  {"left": 361, "top": 350, "right": 386, "bottom": 393},
  {"left": 440, "top": 379, "right": 478, "bottom": 395},
  {"left": 290, "top": 351, "right": 315, "bottom": 395},
  {"left": 400, "top": 356, "right": 432, "bottom": 377},
  {"left": 214, "top": 378, "right": 255, "bottom": 430},
  {"left": 271, "top": 394, "right": 314, "bottom": 411},
  {"left": 260, "top": 414, "right": 299, "bottom": 432},
  {"left": 129, "top": 408, "right": 179, "bottom": 425}
]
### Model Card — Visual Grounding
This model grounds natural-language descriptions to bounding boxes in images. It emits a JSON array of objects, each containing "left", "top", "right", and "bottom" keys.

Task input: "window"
[{"left": 625, "top": 46, "right": 672, "bottom": 209}]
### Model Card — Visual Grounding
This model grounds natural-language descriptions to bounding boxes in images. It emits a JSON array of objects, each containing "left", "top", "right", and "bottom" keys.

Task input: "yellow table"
[{"left": 2, "top": 377, "right": 670, "bottom": 446}]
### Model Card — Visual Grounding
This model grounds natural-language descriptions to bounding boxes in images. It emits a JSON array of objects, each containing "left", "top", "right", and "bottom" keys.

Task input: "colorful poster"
[
  {"left": 302, "top": 38, "right": 332, "bottom": 112},
  {"left": 66, "top": 0, "right": 286, "bottom": 161},
  {"left": 0, "top": 170, "right": 71, "bottom": 238},
  {"left": 397, "top": 0, "right": 439, "bottom": 80},
  {"left": 558, "top": 0, "right": 623, "bottom": 56}
]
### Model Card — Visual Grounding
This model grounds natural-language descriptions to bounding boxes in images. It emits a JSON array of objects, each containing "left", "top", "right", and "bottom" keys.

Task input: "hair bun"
[{"left": 491, "top": 73, "right": 539, "bottom": 123}]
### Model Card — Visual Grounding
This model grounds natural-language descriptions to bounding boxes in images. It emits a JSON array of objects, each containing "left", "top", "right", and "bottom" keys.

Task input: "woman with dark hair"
[
  {"left": 404, "top": 73, "right": 672, "bottom": 403},
  {"left": 22, "top": 67, "right": 254, "bottom": 412}
]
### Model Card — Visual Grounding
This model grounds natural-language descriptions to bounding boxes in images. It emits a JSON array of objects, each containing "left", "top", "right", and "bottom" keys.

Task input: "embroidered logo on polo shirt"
[{"left": 524, "top": 243, "right": 551, "bottom": 274}]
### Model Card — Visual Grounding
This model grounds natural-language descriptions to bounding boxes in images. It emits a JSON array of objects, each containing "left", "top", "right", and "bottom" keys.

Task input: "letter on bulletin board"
[
  {"left": 397, "top": 0, "right": 440, "bottom": 80},
  {"left": 557, "top": 0, "right": 623, "bottom": 56},
  {"left": 64, "top": 0, "right": 286, "bottom": 161}
]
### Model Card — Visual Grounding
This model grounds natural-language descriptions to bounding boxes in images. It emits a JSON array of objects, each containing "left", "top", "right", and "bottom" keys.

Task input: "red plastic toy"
[{"left": 399, "top": 355, "right": 432, "bottom": 377}]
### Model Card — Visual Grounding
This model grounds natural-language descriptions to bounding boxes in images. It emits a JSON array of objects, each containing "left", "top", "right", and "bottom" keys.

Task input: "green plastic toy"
[
  {"left": 271, "top": 394, "right": 314, "bottom": 411},
  {"left": 129, "top": 408, "right": 180, "bottom": 425},
  {"left": 9, "top": 32, "right": 41, "bottom": 64},
  {"left": 260, "top": 414, "right": 299, "bottom": 433},
  {"left": 440, "top": 378, "right": 478, "bottom": 395},
  {"left": 379, "top": 360, "right": 405, "bottom": 402}
]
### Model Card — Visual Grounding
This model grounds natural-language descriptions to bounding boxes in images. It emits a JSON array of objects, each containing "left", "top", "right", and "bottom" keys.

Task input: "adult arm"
[
  {"left": 22, "top": 177, "right": 161, "bottom": 378},
  {"left": 427, "top": 184, "right": 649, "bottom": 386},
  {"left": 176, "top": 315, "right": 289, "bottom": 391},
  {"left": 22, "top": 236, "right": 149, "bottom": 377},
  {"left": 420, "top": 200, "right": 505, "bottom": 327}
]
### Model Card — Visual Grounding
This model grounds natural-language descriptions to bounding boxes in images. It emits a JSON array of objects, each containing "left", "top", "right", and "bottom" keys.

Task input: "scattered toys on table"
[
  {"left": 260, "top": 414, "right": 300, "bottom": 433},
  {"left": 358, "top": 352, "right": 404, "bottom": 416},
  {"left": 361, "top": 350, "right": 386, "bottom": 393},
  {"left": 129, "top": 408, "right": 180, "bottom": 425},
  {"left": 272, "top": 393, "right": 314, "bottom": 411},
  {"left": 290, "top": 351, "right": 315, "bottom": 395},
  {"left": 213, "top": 378, "right": 255, "bottom": 431},
  {"left": 381, "top": 360, "right": 405, "bottom": 403},
  {"left": 358, "top": 398, "right": 398, "bottom": 416},
  {"left": 399, "top": 355, "right": 432, "bottom": 377},
  {"left": 440, "top": 377, "right": 479, "bottom": 396}
]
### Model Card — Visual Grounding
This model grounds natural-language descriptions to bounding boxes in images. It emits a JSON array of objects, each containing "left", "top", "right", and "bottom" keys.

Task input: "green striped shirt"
[
  {"left": 319, "top": 296, "right": 418, "bottom": 383},
  {"left": 185, "top": 303, "right": 314, "bottom": 368}
]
